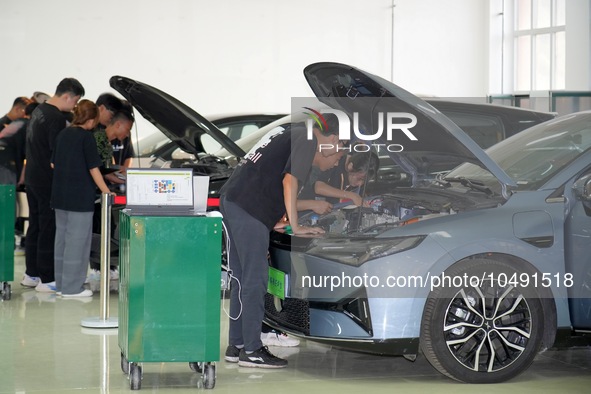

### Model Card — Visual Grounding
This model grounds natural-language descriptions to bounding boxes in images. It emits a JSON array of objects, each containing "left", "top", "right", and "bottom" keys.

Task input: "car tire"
[{"left": 420, "top": 258, "right": 545, "bottom": 383}]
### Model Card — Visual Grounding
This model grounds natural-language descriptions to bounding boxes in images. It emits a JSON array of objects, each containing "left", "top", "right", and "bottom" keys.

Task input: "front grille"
[{"left": 264, "top": 294, "right": 310, "bottom": 335}]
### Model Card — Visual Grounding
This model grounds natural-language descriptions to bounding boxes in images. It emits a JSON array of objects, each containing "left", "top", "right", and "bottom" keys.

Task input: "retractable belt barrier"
[{"left": 81, "top": 193, "right": 118, "bottom": 328}]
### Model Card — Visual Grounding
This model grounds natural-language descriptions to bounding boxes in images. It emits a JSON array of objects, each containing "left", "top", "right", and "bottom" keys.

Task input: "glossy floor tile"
[{"left": 1, "top": 256, "right": 590, "bottom": 393}]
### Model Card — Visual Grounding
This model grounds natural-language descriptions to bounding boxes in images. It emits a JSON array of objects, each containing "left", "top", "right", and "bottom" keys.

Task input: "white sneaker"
[
  {"left": 85, "top": 269, "right": 100, "bottom": 283},
  {"left": 62, "top": 289, "right": 93, "bottom": 298},
  {"left": 21, "top": 274, "right": 40, "bottom": 288},
  {"left": 35, "top": 281, "right": 56, "bottom": 293},
  {"left": 261, "top": 332, "right": 300, "bottom": 347},
  {"left": 109, "top": 268, "right": 119, "bottom": 281}
]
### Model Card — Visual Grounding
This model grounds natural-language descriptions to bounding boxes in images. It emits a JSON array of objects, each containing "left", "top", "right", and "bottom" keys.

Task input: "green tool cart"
[
  {"left": 118, "top": 209, "right": 222, "bottom": 390},
  {"left": 0, "top": 184, "right": 15, "bottom": 301}
]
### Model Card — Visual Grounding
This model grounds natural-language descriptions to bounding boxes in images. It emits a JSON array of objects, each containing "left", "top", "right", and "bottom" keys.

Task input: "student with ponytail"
[{"left": 51, "top": 99, "right": 112, "bottom": 298}]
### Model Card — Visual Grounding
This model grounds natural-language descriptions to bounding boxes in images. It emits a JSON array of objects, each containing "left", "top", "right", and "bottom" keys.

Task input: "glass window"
[
  {"left": 534, "top": 0, "right": 551, "bottom": 28},
  {"left": 534, "top": 33, "right": 551, "bottom": 90},
  {"left": 514, "top": 0, "right": 565, "bottom": 92},
  {"left": 555, "top": 0, "right": 565, "bottom": 25},
  {"left": 554, "top": 31, "right": 566, "bottom": 89},
  {"left": 516, "top": 36, "right": 531, "bottom": 91},
  {"left": 517, "top": 0, "right": 532, "bottom": 30}
]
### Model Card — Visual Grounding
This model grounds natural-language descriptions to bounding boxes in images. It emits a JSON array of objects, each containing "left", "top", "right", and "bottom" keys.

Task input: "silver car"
[{"left": 262, "top": 62, "right": 591, "bottom": 383}]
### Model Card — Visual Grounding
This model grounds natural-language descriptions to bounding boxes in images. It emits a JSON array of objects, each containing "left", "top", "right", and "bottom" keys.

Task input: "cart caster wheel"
[
  {"left": 121, "top": 353, "right": 130, "bottom": 375},
  {"left": 1, "top": 282, "right": 11, "bottom": 301},
  {"left": 203, "top": 362, "right": 215, "bottom": 389},
  {"left": 130, "top": 362, "right": 142, "bottom": 390},
  {"left": 189, "top": 362, "right": 203, "bottom": 373}
]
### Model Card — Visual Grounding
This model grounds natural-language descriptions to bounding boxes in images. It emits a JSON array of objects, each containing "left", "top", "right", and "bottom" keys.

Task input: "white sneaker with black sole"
[{"left": 238, "top": 346, "right": 287, "bottom": 368}]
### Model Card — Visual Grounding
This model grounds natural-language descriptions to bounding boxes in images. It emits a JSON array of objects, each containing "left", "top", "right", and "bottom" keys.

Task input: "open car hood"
[
  {"left": 303, "top": 62, "right": 516, "bottom": 188},
  {"left": 109, "top": 76, "right": 246, "bottom": 158}
]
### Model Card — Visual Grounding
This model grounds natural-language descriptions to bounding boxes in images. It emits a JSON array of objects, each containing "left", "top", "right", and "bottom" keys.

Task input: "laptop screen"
[{"left": 126, "top": 168, "right": 194, "bottom": 211}]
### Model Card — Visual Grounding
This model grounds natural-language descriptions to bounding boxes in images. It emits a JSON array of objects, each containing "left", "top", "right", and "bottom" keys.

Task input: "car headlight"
[{"left": 307, "top": 235, "right": 426, "bottom": 266}]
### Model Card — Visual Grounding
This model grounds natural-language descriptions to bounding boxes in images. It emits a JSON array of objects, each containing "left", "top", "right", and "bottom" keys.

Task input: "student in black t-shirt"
[
  {"left": 23, "top": 78, "right": 85, "bottom": 292},
  {"left": 0, "top": 101, "right": 38, "bottom": 255},
  {"left": 0, "top": 96, "right": 29, "bottom": 131},
  {"left": 51, "top": 100, "right": 112, "bottom": 298},
  {"left": 0, "top": 97, "right": 32, "bottom": 185},
  {"left": 219, "top": 115, "right": 344, "bottom": 369}
]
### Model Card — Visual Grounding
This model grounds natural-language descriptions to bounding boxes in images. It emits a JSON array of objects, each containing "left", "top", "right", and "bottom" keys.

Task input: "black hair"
[
  {"left": 348, "top": 151, "right": 378, "bottom": 178},
  {"left": 120, "top": 100, "right": 134, "bottom": 115},
  {"left": 109, "top": 108, "right": 134, "bottom": 125},
  {"left": 25, "top": 102, "right": 39, "bottom": 117},
  {"left": 55, "top": 78, "right": 85, "bottom": 98},
  {"left": 317, "top": 112, "right": 340, "bottom": 137},
  {"left": 96, "top": 93, "right": 123, "bottom": 112},
  {"left": 12, "top": 97, "right": 29, "bottom": 107}
]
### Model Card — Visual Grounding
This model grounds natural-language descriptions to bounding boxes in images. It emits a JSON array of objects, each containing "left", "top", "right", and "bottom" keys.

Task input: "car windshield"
[
  {"left": 136, "top": 132, "right": 169, "bottom": 157},
  {"left": 446, "top": 112, "right": 591, "bottom": 191}
]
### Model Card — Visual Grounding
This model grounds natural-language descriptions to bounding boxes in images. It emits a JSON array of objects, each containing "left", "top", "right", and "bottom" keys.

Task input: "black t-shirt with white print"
[
  {"left": 220, "top": 123, "right": 317, "bottom": 230},
  {"left": 25, "top": 102, "right": 68, "bottom": 188}
]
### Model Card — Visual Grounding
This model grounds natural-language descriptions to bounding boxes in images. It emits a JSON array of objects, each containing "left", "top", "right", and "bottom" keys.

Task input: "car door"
[{"left": 565, "top": 168, "right": 591, "bottom": 330}]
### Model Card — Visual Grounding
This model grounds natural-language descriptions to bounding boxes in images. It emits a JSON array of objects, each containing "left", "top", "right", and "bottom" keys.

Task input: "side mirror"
[{"left": 572, "top": 174, "right": 591, "bottom": 201}]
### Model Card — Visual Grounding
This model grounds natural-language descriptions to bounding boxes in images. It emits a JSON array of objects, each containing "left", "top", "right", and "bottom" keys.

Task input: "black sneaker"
[
  {"left": 224, "top": 345, "right": 241, "bottom": 362},
  {"left": 238, "top": 346, "right": 288, "bottom": 368}
]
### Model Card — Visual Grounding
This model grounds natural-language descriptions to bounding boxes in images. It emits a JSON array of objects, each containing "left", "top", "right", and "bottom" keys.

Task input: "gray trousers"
[
  {"left": 220, "top": 196, "right": 270, "bottom": 352},
  {"left": 54, "top": 209, "right": 93, "bottom": 294}
]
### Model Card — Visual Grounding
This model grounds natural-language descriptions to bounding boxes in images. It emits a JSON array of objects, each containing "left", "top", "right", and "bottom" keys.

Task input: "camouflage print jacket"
[{"left": 93, "top": 127, "right": 113, "bottom": 167}]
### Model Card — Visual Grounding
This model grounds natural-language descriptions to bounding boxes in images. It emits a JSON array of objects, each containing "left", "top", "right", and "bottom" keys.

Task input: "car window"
[
  {"left": 201, "top": 124, "right": 262, "bottom": 154},
  {"left": 443, "top": 111, "right": 505, "bottom": 149},
  {"left": 202, "top": 121, "right": 270, "bottom": 154},
  {"left": 448, "top": 112, "right": 591, "bottom": 191},
  {"left": 135, "top": 132, "right": 170, "bottom": 156},
  {"left": 219, "top": 124, "right": 261, "bottom": 141},
  {"left": 201, "top": 134, "right": 222, "bottom": 154}
]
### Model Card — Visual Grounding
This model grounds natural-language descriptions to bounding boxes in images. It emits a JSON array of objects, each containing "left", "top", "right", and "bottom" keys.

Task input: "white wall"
[
  {"left": 0, "top": 1, "right": 388, "bottom": 113},
  {"left": 391, "top": 0, "right": 488, "bottom": 97},
  {"left": 0, "top": 0, "right": 500, "bottom": 138}
]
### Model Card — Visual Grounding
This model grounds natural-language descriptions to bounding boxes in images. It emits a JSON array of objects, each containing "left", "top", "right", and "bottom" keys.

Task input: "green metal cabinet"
[
  {"left": 0, "top": 184, "right": 15, "bottom": 300},
  {"left": 118, "top": 209, "right": 222, "bottom": 389}
]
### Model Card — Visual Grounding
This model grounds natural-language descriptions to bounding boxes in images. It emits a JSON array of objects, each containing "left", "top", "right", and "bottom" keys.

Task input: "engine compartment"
[{"left": 299, "top": 194, "right": 459, "bottom": 236}]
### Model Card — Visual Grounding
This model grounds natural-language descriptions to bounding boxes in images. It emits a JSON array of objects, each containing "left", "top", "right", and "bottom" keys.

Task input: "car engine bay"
[{"left": 297, "top": 184, "right": 504, "bottom": 236}]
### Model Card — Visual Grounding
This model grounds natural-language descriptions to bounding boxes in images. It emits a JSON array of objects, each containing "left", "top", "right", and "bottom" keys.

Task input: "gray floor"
[{"left": 1, "top": 255, "right": 590, "bottom": 393}]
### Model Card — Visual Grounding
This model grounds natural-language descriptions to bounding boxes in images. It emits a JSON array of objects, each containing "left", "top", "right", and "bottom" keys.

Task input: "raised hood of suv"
[
  {"left": 109, "top": 76, "right": 246, "bottom": 159},
  {"left": 303, "top": 62, "right": 516, "bottom": 188}
]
